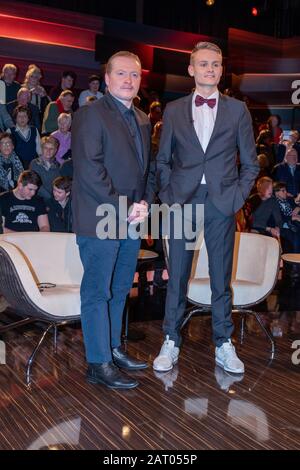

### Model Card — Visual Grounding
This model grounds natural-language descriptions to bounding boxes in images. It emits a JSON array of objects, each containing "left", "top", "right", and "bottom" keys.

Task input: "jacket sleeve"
[
  {"left": 237, "top": 103, "right": 259, "bottom": 200},
  {"left": 156, "top": 105, "right": 175, "bottom": 201}
]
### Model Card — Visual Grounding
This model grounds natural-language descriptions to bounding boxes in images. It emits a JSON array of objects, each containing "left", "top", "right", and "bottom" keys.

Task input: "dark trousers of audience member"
[{"left": 77, "top": 236, "right": 140, "bottom": 364}]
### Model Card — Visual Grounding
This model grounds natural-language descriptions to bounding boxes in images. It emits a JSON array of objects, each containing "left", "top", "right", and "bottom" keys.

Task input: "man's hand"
[
  {"left": 292, "top": 207, "right": 300, "bottom": 217},
  {"left": 127, "top": 201, "right": 148, "bottom": 224}
]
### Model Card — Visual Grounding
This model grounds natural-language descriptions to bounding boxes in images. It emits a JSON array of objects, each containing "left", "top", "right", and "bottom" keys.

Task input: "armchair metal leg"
[
  {"left": 181, "top": 306, "right": 207, "bottom": 330},
  {"left": 240, "top": 313, "right": 245, "bottom": 345},
  {"left": 53, "top": 324, "right": 58, "bottom": 353},
  {"left": 26, "top": 323, "right": 54, "bottom": 385},
  {"left": 233, "top": 309, "right": 275, "bottom": 360}
]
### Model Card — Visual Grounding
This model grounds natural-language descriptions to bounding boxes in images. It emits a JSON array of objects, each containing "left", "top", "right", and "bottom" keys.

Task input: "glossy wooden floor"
[{"left": 0, "top": 285, "right": 299, "bottom": 450}]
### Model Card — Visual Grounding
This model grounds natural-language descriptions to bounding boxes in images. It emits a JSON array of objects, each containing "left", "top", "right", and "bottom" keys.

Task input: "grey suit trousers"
[{"left": 163, "top": 189, "right": 235, "bottom": 347}]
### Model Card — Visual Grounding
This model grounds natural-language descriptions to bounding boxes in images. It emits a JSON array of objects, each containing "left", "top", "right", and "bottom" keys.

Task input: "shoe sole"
[
  {"left": 153, "top": 358, "right": 178, "bottom": 373},
  {"left": 215, "top": 358, "right": 244, "bottom": 374},
  {"left": 87, "top": 376, "right": 139, "bottom": 389}
]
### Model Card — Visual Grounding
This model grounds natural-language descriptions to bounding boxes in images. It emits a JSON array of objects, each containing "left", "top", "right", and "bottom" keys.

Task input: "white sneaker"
[
  {"left": 215, "top": 339, "right": 245, "bottom": 374},
  {"left": 153, "top": 336, "right": 180, "bottom": 372}
]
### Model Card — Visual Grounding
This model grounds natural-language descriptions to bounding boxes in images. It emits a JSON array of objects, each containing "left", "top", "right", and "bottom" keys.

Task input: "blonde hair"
[
  {"left": 257, "top": 176, "right": 273, "bottom": 195},
  {"left": 41, "top": 135, "right": 59, "bottom": 150},
  {"left": 190, "top": 42, "right": 222, "bottom": 65},
  {"left": 2, "top": 63, "right": 17, "bottom": 74},
  {"left": 24, "top": 64, "right": 42, "bottom": 85},
  {"left": 58, "top": 112, "right": 72, "bottom": 125},
  {"left": 106, "top": 51, "right": 141, "bottom": 74}
]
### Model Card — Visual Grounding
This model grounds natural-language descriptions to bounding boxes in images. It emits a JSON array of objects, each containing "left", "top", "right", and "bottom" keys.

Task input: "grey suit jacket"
[
  {"left": 71, "top": 93, "right": 155, "bottom": 237},
  {"left": 157, "top": 93, "right": 259, "bottom": 216}
]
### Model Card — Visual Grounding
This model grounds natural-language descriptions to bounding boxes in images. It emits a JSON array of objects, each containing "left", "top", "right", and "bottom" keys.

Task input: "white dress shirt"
[{"left": 192, "top": 90, "right": 219, "bottom": 184}]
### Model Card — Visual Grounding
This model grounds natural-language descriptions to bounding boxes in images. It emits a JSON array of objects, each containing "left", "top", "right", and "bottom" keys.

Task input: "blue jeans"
[{"left": 77, "top": 236, "right": 140, "bottom": 363}]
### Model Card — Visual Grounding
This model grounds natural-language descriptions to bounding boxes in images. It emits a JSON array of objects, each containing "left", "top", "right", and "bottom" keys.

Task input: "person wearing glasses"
[{"left": 0, "top": 132, "right": 23, "bottom": 193}]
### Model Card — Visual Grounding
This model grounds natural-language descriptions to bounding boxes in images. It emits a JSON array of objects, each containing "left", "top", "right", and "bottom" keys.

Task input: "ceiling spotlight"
[
  {"left": 206, "top": 0, "right": 215, "bottom": 6},
  {"left": 251, "top": 6, "right": 259, "bottom": 16}
]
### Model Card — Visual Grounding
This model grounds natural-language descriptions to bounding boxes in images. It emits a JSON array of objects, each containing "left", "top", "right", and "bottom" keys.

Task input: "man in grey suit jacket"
[
  {"left": 72, "top": 51, "right": 155, "bottom": 390},
  {"left": 153, "top": 42, "right": 259, "bottom": 374}
]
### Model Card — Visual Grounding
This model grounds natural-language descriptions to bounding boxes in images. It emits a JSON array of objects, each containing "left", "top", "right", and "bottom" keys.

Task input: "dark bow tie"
[{"left": 195, "top": 95, "right": 216, "bottom": 108}]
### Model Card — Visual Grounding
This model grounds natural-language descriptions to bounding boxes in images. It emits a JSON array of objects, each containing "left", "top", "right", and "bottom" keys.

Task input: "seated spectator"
[
  {"left": 289, "top": 130, "right": 300, "bottom": 158},
  {"left": 275, "top": 131, "right": 300, "bottom": 164},
  {"left": 246, "top": 176, "right": 281, "bottom": 238},
  {"left": 49, "top": 70, "right": 78, "bottom": 109},
  {"left": 47, "top": 176, "right": 72, "bottom": 232},
  {"left": 0, "top": 64, "right": 21, "bottom": 104},
  {"left": 42, "top": 90, "right": 74, "bottom": 135},
  {"left": 0, "top": 103, "right": 14, "bottom": 132},
  {"left": 30, "top": 136, "right": 60, "bottom": 202},
  {"left": 256, "top": 130, "right": 276, "bottom": 170},
  {"left": 267, "top": 114, "right": 283, "bottom": 144},
  {"left": 8, "top": 105, "right": 41, "bottom": 169},
  {"left": 0, "top": 170, "right": 50, "bottom": 232},
  {"left": 79, "top": 74, "right": 103, "bottom": 107},
  {"left": 148, "top": 101, "right": 162, "bottom": 131},
  {"left": 0, "top": 132, "right": 23, "bottom": 192},
  {"left": 272, "top": 148, "right": 300, "bottom": 197},
  {"left": 22, "top": 64, "right": 50, "bottom": 117},
  {"left": 273, "top": 181, "right": 300, "bottom": 253},
  {"left": 151, "top": 120, "right": 163, "bottom": 159},
  {"left": 51, "top": 113, "right": 71, "bottom": 164},
  {"left": 60, "top": 157, "right": 73, "bottom": 178},
  {"left": 257, "top": 153, "right": 271, "bottom": 178},
  {"left": 7, "top": 87, "right": 40, "bottom": 130}
]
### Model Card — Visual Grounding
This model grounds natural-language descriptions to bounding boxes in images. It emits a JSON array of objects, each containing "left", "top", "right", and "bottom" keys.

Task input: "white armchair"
[
  {"left": 0, "top": 232, "right": 82, "bottom": 384},
  {"left": 164, "top": 232, "right": 281, "bottom": 359}
]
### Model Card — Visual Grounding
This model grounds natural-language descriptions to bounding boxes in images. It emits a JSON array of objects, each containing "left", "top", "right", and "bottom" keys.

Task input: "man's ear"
[{"left": 188, "top": 64, "right": 194, "bottom": 77}]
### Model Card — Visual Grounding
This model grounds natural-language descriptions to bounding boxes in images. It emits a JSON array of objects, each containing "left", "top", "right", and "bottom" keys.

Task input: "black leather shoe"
[
  {"left": 112, "top": 347, "right": 148, "bottom": 370},
  {"left": 87, "top": 362, "right": 138, "bottom": 389}
]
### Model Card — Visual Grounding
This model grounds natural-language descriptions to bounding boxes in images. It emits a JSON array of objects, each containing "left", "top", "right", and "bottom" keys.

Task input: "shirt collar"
[{"left": 109, "top": 92, "right": 134, "bottom": 115}]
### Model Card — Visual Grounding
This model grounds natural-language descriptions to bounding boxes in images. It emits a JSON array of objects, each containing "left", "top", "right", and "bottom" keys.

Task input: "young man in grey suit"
[
  {"left": 153, "top": 42, "right": 259, "bottom": 374},
  {"left": 72, "top": 51, "right": 155, "bottom": 389}
]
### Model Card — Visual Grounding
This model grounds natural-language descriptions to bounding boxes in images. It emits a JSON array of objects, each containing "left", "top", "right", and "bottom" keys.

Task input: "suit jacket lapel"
[
  {"left": 205, "top": 93, "right": 226, "bottom": 155},
  {"left": 184, "top": 94, "right": 205, "bottom": 155}
]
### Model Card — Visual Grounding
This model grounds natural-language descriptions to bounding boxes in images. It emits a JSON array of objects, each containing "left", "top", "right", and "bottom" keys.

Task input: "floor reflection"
[{"left": 27, "top": 417, "right": 81, "bottom": 450}]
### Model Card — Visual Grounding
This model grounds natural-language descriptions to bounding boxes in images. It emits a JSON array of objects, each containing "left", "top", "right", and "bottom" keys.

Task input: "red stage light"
[{"left": 251, "top": 7, "right": 258, "bottom": 16}]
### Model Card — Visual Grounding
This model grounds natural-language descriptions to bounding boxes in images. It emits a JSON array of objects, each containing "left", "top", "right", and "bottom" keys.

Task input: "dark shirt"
[
  {"left": 110, "top": 93, "right": 144, "bottom": 170},
  {"left": 0, "top": 191, "right": 46, "bottom": 231},
  {"left": 247, "top": 194, "right": 282, "bottom": 232},
  {"left": 47, "top": 196, "right": 72, "bottom": 232},
  {"left": 2, "top": 80, "right": 21, "bottom": 103}
]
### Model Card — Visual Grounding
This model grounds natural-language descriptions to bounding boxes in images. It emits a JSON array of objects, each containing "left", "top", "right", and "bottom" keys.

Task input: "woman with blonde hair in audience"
[
  {"left": 246, "top": 176, "right": 282, "bottom": 238},
  {"left": 51, "top": 113, "right": 72, "bottom": 164},
  {"left": 22, "top": 64, "right": 50, "bottom": 116}
]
